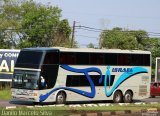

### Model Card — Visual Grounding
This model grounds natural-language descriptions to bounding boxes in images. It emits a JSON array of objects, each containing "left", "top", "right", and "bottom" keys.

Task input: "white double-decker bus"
[{"left": 11, "top": 47, "right": 151, "bottom": 104}]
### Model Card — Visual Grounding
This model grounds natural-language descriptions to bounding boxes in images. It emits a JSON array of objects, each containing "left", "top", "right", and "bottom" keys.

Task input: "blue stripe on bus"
[
  {"left": 104, "top": 67, "right": 148, "bottom": 97},
  {"left": 39, "top": 65, "right": 148, "bottom": 102},
  {"left": 39, "top": 65, "right": 102, "bottom": 102}
]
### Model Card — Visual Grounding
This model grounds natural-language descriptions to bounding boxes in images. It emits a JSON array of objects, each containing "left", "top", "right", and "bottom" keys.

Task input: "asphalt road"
[
  {"left": 141, "top": 96, "right": 160, "bottom": 103},
  {"left": 0, "top": 97, "right": 160, "bottom": 107}
]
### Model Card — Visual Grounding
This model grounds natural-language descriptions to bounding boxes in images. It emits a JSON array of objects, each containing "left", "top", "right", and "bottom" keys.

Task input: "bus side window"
[
  {"left": 44, "top": 52, "right": 59, "bottom": 64},
  {"left": 118, "top": 54, "right": 130, "bottom": 66},
  {"left": 105, "top": 53, "right": 117, "bottom": 65},
  {"left": 130, "top": 54, "right": 143, "bottom": 66},
  {"left": 143, "top": 54, "right": 150, "bottom": 66},
  {"left": 60, "top": 52, "right": 76, "bottom": 64},
  {"left": 76, "top": 53, "right": 89, "bottom": 65},
  {"left": 90, "top": 53, "right": 104, "bottom": 65}
]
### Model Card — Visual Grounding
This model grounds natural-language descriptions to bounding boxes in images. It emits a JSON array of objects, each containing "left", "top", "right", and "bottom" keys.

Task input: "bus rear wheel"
[
  {"left": 56, "top": 92, "right": 66, "bottom": 104},
  {"left": 113, "top": 91, "right": 123, "bottom": 103},
  {"left": 123, "top": 91, "right": 133, "bottom": 103}
]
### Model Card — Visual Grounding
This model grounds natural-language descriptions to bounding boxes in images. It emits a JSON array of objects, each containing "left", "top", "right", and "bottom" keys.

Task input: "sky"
[{"left": 36, "top": 0, "right": 160, "bottom": 47}]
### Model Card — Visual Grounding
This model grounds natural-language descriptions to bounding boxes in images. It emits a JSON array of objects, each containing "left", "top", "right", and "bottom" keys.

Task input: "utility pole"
[
  {"left": 71, "top": 21, "right": 76, "bottom": 48},
  {"left": 99, "top": 37, "right": 102, "bottom": 49}
]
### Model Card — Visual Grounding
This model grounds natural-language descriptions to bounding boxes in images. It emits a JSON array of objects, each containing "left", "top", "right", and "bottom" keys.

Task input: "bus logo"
[{"left": 112, "top": 68, "right": 133, "bottom": 73}]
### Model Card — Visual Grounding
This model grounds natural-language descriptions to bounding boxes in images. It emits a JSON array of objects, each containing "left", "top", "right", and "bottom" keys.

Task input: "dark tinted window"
[
  {"left": 44, "top": 52, "right": 59, "bottom": 64},
  {"left": 90, "top": 53, "right": 104, "bottom": 65},
  {"left": 76, "top": 53, "right": 89, "bottom": 65},
  {"left": 40, "top": 65, "right": 59, "bottom": 89},
  {"left": 15, "top": 51, "right": 43, "bottom": 68},
  {"left": 117, "top": 54, "right": 150, "bottom": 66},
  {"left": 66, "top": 75, "right": 115, "bottom": 87},
  {"left": 130, "top": 54, "right": 143, "bottom": 66},
  {"left": 16, "top": 51, "right": 43, "bottom": 64},
  {"left": 118, "top": 54, "right": 129, "bottom": 65},
  {"left": 60, "top": 52, "right": 76, "bottom": 64},
  {"left": 143, "top": 54, "right": 150, "bottom": 66},
  {"left": 105, "top": 53, "right": 118, "bottom": 65},
  {"left": 59, "top": 52, "right": 150, "bottom": 66}
]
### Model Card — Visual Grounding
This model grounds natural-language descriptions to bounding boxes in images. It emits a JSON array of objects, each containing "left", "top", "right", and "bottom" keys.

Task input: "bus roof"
[
  {"left": 22, "top": 47, "right": 151, "bottom": 54},
  {"left": 22, "top": 47, "right": 59, "bottom": 52},
  {"left": 55, "top": 47, "right": 151, "bottom": 54}
]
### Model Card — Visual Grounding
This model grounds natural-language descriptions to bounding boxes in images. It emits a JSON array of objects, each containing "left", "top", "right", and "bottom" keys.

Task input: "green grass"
[
  {"left": 0, "top": 89, "right": 11, "bottom": 100},
  {"left": 0, "top": 107, "right": 72, "bottom": 116},
  {"left": 0, "top": 89, "right": 160, "bottom": 115},
  {"left": 66, "top": 104, "right": 160, "bottom": 114},
  {"left": 73, "top": 104, "right": 160, "bottom": 112},
  {"left": 0, "top": 104, "right": 160, "bottom": 116}
]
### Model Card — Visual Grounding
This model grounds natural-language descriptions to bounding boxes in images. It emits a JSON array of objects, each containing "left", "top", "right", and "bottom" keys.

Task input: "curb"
[
  {"left": 5, "top": 106, "right": 16, "bottom": 109},
  {"left": 4, "top": 102, "right": 159, "bottom": 116},
  {"left": 69, "top": 108, "right": 159, "bottom": 116},
  {"left": 6, "top": 102, "right": 159, "bottom": 109},
  {"left": 70, "top": 110, "right": 138, "bottom": 116},
  {"left": 69, "top": 109, "right": 156, "bottom": 116}
]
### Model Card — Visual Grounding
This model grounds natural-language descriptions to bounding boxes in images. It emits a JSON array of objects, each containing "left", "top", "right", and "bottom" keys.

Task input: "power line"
[
  {"left": 1, "top": 25, "right": 160, "bottom": 38},
  {"left": 76, "top": 25, "right": 102, "bottom": 31},
  {"left": 76, "top": 27, "right": 101, "bottom": 33},
  {"left": 76, "top": 35, "right": 98, "bottom": 39},
  {"left": 76, "top": 25, "right": 160, "bottom": 37}
]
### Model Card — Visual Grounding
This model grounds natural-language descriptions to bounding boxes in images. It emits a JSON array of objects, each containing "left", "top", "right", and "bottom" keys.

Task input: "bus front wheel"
[
  {"left": 113, "top": 91, "right": 123, "bottom": 103},
  {"left": 56, "top": 91, "right": 66, "bottom": 104}
]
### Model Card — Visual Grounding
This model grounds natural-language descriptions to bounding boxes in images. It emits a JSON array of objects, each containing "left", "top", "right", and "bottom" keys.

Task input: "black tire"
[
  {"left": 150, "top": 95, "right": 155, "bottom": 98},
  {"left": 33, "top": 102, "right": 42, "bottom": 105},
  {"left": 113, "top": 91, "right": 123, "bottom": 103},
  {"left": 56, "top": 92, "right": 66, "bottom": 104},
  {"left": 123, "top": 91, "right": 133, "bottom": 103}
]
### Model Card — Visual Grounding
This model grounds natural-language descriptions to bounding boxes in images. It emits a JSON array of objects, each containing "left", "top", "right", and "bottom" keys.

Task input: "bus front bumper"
[
  {"left": 11, "top": 89, "right": 39, "bottom": 102},
  {"left": 12, "top": 96, "right": 38, "bottom": 102}
]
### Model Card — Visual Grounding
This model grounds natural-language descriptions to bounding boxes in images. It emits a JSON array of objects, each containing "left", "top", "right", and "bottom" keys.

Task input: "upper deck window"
[
  {"left": 60, "top": 52, "right": 150, "bottom": 66},
  {"left": 15, "top": 51, "right": 43, "bottom": 68},
  {"left": 43, "top": 52, "right": 59, "bottom": 65}
]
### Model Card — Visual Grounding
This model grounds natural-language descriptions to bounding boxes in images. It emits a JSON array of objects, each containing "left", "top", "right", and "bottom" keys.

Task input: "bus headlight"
[
  {"left": 29, "top": 92, "right": 37, "bottom": 96},
  {"left": 33, "top": 93, "right": 37, "bottom": 96},
  {"left": 11, "top": 90, "right": 15, "bottom": 95}
]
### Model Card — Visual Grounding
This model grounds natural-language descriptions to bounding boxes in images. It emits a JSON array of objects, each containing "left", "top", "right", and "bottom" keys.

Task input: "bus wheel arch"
[
  {"left": 123, "top": 90, "right": 133, "bottom": 103},
  {"left": 113, "top": 90, "right": 123, "bottom": 103},
  {"left": 56, "top": 91, "right": 67, "bottom": 104}
]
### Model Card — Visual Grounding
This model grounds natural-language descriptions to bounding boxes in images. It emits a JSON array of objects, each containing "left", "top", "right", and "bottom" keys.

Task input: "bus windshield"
[
  {"left": 15, "top": 51, "right": 43, "bottom": 68},
  {"left": 12, "top": 70, "right": 40, "bottom": 90}
]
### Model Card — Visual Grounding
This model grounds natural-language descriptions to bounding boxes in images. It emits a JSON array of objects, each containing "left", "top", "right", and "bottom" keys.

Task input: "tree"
[
  {"left": 0, "top": 0, "right": 74, "bottom": 48},
  {"left": 87, "top": 43, "right": 95, "bottom": 48},
  {"left": 99, "top": 27, "right": 160, "bottom": 75},
  {"left": 0, "top": 0, "right": 22, "bottom": 48},
  {"left": 0, "top": 31, "right": 7, "bottom": 48},
  {"left": 100, "top": 27, "right": 150, "bottom": 50},
  {"left": 20, "top": 0, "right": 72, "bottom": 47},
  {"left": 144, "top": 38, "right": 160, "bottom": 68},
  {"left": 100, "top": 27, "right": 138, "bottom": 49}
]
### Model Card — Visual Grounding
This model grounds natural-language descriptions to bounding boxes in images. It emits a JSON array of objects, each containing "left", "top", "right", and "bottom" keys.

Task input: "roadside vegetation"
[
  {"left": 0, "top": 89, "right": 11, "bottom": 100},
  {"left": 0, "top": 82, "right": 11, "bottom": 100},
  {"left": 0, "top": 104, "right": 160, "bottom": 116},
  {"left": 0, "top": 0, "right": 160, "bottom": 76}
]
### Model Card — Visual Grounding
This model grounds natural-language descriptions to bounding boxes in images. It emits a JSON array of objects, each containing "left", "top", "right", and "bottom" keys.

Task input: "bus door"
[{"left": 40, "top": 51, "right": 59, "bottom": 89}]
